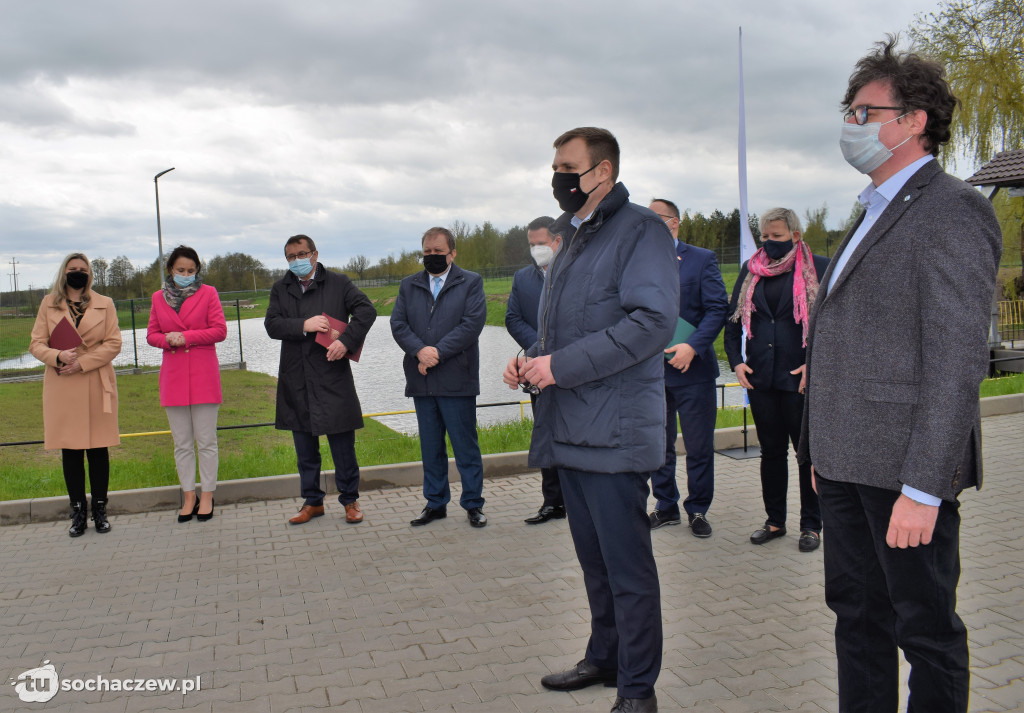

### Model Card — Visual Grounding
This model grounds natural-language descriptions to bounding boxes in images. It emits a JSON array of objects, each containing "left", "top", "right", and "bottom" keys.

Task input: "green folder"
[{"left": 664, "top": 317, "right": 696, "bottom": 359}]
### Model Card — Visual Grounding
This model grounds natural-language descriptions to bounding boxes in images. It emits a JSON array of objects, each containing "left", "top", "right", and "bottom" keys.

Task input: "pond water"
[{"left": 5, "top": 319, "right": 743, "bottom": 434}]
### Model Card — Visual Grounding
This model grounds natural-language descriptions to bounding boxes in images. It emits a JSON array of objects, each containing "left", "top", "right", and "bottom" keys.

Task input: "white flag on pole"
[{"left": 738, "top": 27, "right": 758, "bottom": 268}]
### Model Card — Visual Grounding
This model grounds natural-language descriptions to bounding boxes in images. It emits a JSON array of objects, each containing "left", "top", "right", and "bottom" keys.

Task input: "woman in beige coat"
[{"left": 29, "top": 253, "right": 122, "bottom": 537}]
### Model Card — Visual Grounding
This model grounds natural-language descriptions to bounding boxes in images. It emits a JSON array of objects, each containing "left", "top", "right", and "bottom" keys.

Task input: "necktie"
[{"left": 432, "top": 277, "right": 441, "bottom": 298}]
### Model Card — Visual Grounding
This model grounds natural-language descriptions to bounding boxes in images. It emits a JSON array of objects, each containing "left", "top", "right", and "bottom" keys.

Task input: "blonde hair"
[{"left": 50, "top": 253, "right": 93, "bottom": 309}]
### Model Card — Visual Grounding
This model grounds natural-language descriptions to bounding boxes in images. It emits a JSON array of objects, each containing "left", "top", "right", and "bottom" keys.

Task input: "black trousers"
[
  {"left": 747, "top": 388, "right": 820, "bottom": 532},
  {"left": 817, "top": 475, "right": 968, "bottom": 713},
  {"left": 560, "top": 469, "right": 662, "bottom": 699},
  {"left": 61, "top": 447, "right": 109, "bottom": 503},
  {"left": 529, "top": 392, "right": 562, "bottom": 507}
]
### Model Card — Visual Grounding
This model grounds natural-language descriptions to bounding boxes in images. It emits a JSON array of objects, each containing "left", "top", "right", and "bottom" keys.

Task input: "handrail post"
[{"left": 130, "top": 299, "right": 138, "bottom": 369}]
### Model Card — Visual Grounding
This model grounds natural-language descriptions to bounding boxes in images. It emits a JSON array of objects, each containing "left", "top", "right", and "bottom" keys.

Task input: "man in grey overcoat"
[{"left": 798, "top": 38, "right": 1002, "bottom": 712}]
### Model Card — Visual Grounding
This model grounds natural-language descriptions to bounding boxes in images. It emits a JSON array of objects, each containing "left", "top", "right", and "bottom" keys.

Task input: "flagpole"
[{"left": 738, "top": 27, "right": 758, "bottom": 268}]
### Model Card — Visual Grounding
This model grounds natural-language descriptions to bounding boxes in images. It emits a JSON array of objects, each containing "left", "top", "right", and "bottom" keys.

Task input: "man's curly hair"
[{"left": 842, "top": 34, "right": 960, "bottom": 156}]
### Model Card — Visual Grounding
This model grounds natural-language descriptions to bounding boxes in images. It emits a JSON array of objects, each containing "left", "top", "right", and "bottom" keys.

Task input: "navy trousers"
[
  {"left": 817, "top": 475, "right": 968, "bottom": 713},
  {"left": 414, "top": 395, "right": 485, "bottom": 510},
  {"left": 747, "top": 388, "right": 820, "bottom": 532},
  {"left": 292, "top": 430, "right": 360, "bottom": 507},
  {"left": 560, "top": 469, "right": 662, "bottom": 699},
  {"left": 651, "top": 380, "right": 717, "bottom": 516},
  {"left": 529, "top": 392, "right": 563, "bottom": 507}
]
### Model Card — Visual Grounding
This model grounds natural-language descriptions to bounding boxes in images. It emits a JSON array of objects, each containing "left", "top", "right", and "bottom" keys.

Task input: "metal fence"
[{"left": 0, "top": 297, "right": 250, "bottom": 379}]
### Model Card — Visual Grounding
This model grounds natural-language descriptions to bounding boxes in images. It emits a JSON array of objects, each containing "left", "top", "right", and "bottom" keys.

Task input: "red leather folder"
[
  {"left": 49, "top": 316, "right": 83, "bottom": 350},
  {"left": 314, "top": 313, "right": 363, "bottom": 362}
]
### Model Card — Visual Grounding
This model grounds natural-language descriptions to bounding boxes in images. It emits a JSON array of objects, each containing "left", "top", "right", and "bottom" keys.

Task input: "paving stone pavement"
[{"left": 1, "top": 412, "right": 1021, "bottom": 713}]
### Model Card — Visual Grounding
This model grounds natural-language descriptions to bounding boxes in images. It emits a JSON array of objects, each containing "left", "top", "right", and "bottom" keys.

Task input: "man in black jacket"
[
  {"left": 391, "top": 227, "right": 488, "bottom": 528},
  {"left": 265, "top": 234, "right": 377, "bottom": 526}
]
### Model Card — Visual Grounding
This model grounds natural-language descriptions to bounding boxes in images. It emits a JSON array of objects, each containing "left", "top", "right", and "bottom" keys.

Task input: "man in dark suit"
[
  {"left": 505, "top": 216, "right": 566, "bottom": 524},
  {"left": 648, "top": 199, "right": 729, "bottom": 538},
  {"left": 798, "top": 38, "right": 1001, "bottom": 712},
  {"left": 391, "top": 227, "right": 488, "bottom": 528}
]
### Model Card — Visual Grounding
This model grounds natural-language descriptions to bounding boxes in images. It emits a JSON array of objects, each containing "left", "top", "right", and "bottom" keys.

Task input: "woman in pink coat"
[{"left": 147, "top": 246, "right": 227, "bottom": 522}]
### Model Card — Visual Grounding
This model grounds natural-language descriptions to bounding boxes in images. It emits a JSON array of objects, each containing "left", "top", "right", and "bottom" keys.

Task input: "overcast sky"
[{"left": 1, "top": 0, "right": 952, "bottom": 290}]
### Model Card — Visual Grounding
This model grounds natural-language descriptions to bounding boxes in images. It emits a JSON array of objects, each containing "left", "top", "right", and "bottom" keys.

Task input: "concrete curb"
[{"left": 3, "top": 396, "right": 1020, "bottom": 526}]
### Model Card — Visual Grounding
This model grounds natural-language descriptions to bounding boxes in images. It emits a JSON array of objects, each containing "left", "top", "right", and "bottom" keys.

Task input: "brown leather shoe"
[
  {"left": 288, "top": 504, "right": 324, "bottom": 525},
  {"left": 344, "top": 501, "right": 363, "bottom": 524}
]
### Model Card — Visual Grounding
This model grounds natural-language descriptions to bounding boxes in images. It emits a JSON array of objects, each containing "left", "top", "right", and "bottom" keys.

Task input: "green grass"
[
  {"left": 980, "top": 372, "right": 1024, "bottom": 397},
  {"left": 0, "top": 370, "right": 534, "bottom": 501},
  {"left": 0, "top": 317, "right": 37, "bottom": 362}
]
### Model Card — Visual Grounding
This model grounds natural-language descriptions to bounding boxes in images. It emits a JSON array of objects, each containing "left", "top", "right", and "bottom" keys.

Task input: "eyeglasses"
[
  {"left": 516, "top": 348, "right": 540, "bottom": 395},
  {"left": 285, "top": 250, "right": 314, "bottom": 262},
  {"left": 844, "top": 105, "right": 903, "bottom": 125},
  {"left": 655, "top": 214, "right": 677, "bottom": 222}
]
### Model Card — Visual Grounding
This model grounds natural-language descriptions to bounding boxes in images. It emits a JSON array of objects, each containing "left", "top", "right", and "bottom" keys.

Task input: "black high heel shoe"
[
  {"left": 197, "top": 498, "right": 215, "bottom": 522},
  {"left": 178, "top": 496, "right": 200, "bottom": 523}
]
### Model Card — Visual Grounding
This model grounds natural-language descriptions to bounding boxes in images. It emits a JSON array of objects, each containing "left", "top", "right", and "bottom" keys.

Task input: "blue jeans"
[
  {"left": 292, "top": 430, "right": 360, "bottom": 507},
  {"left": 413, "top": 396, "right": 484, "bottom": 510},
  {"left": 650, "top": 381, "right": 717, "bottom": 516}
]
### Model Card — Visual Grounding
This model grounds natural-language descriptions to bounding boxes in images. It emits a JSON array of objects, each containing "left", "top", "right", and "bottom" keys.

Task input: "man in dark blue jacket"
[
  {"left": 648, "top": 199, "right": 729, "bottom": 538},
  {"left": 504, "top": 127, "right": 678, "bottom": 713},
  {"left": 505, "top": 215, "right": 565, "bottom": 524},
  {"left": 391, "top": 227, "right": 488, "bottom": 528}
]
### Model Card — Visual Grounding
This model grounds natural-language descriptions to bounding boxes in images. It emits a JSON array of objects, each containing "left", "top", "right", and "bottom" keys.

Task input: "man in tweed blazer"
[{"left": 798, "top": 38, "right": 1001, "bottom": 713}]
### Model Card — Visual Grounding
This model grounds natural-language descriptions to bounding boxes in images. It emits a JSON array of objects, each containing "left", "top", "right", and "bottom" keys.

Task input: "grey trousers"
[{"left": 165, "top": 404, "right": 219, "bottom": 492}]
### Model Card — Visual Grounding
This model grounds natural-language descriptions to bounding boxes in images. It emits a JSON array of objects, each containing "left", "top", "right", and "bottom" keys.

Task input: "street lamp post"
[{"left": 154, "top": 168, "right": 175, "bottom": 267}]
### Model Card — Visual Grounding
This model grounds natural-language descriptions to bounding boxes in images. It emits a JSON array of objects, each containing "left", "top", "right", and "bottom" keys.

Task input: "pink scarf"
[{"left": 731, "top": 240, "right": 819, "bottom": 346}]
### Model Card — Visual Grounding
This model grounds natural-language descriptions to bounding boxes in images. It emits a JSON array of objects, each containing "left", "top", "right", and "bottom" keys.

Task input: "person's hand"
[
  {"left": 166, "top": 332, "right": 185, "bottom": 347},
  {"left": 811, "top": 464, "right": 817, "bottom": 494},
  {"left": 503, "top": 356, "right": 527, "bottom": 389},
  {"left": 59, "top": 359, "right": 83, "bottom": 375},
  {"left": 58, "top": 349, "right": 78, "bottom": 366},
  {"left": 791, "top": 364, "right": 807, "bottom": 394},
  {"left": 665, "top": 343, "right": 696, "bottom": 372},
  {"left": 417, "top": 347, "right": 440, "bottom": 367},
  {"left": 735, "top": 363, "right": 754, "bottom": 390},
  {"left": 303, "top": 315, "right": 329, "bottom": 333},
  {"left": 326, "top": 340, "right": 348, "bottom": 361},
  {"left": 521, "top": 355, "right": 555, "bottom": 390},
  {"left": 418, "top": 362, "right": 429, "bottom": 375},
  {"left": 886, "top": 494, "right": 939, "bottom": 548}
]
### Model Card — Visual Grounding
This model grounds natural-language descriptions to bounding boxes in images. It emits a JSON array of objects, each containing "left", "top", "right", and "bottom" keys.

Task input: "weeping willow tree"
[{"left": 910, "top": 0, "right": 1024, "bottom": 169}]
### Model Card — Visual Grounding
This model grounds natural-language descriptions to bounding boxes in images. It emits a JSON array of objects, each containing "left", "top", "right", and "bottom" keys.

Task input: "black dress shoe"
[
  {"left": 611, "top": 694, "right": 658, "bottom": 712},
  {"left": 750, "top": 522, "right": 786, "bottom": 545},
  {"left": 799, "top": 530, "right": 821, "bottom": 552},
  {"left": 540, "top": 659, "right": 617, "bottom": 691},
  {"left": 467, "top": 507, "right": 487, "bottom": 528},
  {"left": 410, "top": 506, "right": 447, "bottom": 526},
  {"left": 524, "top": 504, "right": 566, "bottom": 524}
]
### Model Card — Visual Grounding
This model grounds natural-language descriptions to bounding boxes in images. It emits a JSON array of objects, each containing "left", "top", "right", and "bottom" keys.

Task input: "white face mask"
[
  {"left": 530, "top": 244, "right": 555, "bottom": 268},
  {"left": 839, "top": 114, "right": 913, "bottom": 174}
]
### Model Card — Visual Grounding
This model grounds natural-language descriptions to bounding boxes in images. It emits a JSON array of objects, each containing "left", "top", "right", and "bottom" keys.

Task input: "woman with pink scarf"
[{"left": 724, "top": 208, "right": 829, "bottom": 553}]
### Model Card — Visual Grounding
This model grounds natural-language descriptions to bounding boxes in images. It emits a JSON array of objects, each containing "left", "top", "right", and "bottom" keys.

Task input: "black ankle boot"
[
  {"left": 92, "top": 499, "right": 111, "bottom": 534},
  {"left": 69, "top": 501, "right": 88, "bottom": 538}
]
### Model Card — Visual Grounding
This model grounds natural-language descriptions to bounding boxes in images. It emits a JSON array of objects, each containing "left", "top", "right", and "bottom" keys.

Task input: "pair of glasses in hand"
[{"left": 516, "top": 349, "right": 540, "bottom": 395}]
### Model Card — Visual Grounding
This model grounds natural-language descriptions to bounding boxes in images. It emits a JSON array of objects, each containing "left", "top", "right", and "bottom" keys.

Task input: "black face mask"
[
  {"left": 762, "top": 239, "right": 793, "bottom": 261},
  {"left": 66, "top": 271, "right": 89, "bottom": 289},
  {"left": 551, "top": 163, "right": 599, "bottom": 213},
  {"left": 423, "top": 254, "right": 449, "bottom": 276}
]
